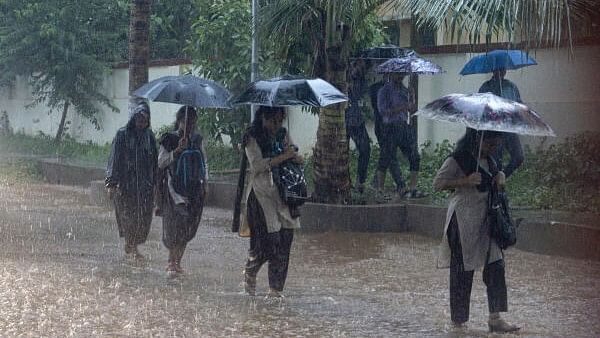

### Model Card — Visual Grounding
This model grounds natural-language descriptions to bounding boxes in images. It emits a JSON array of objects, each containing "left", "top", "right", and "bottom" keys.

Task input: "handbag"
[
  {"left": 487, "top": 185, "right": 517, "bottom": 250},
  {"left": 272, "top": 160, "right": 308, "bottom": 207}
]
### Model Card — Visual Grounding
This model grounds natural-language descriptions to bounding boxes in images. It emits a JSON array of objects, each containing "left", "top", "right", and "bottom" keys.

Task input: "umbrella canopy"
[
  {"left": 232, "top": 75, "right": 348, "bottom": 107},
  {"left": 460, "top": 50, "right": 537, "bottom": 75},
  {"left": 358, "top": 45, "right": 417, "bottom": 60},
  {"left": 376, "top": 56, "right": 444, "bottom": 75},
  {"left": 415, "top": 93, "right": 555, "bottom": 137},
  {"left": 133, "top": 75, "right": 232, "bottom": 109}
]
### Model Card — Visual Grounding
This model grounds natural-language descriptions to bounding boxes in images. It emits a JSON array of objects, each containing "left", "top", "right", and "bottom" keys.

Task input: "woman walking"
[
  {"left": 157, "top": 106, "right": 207, "bottom": 276},
  {"left": 232, "top": 106, "right": 302, "bottom": 297},
  {"left": 105, "top": 101, "right": 157, "bottom": 259},
  {"left": 433, "top": 128, "right": 519, "bottom": 333}
]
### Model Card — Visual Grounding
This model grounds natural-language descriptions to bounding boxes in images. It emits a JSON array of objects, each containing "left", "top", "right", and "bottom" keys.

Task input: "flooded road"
[{"left": 0, "top": 181, "right": 599, "bottom": 337}]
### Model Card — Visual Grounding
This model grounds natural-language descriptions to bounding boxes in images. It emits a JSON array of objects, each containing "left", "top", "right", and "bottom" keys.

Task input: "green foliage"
[
  {"left": 185, "top": 0, "right": 280, "bottom": 146},
  {"left": 405, "top": 0, "right": 599, "bottom": 49},
  {"left": 0, "top": 133, "right": 111, "bottom": 166},
  {"left": 0, "top": 160, "right": 41, "bottom": 185},
  {"left": 0, "top": 0, "right": 122, "bottom": 135},
  {"left": 507, "top": 132, "right": 600, "bottom": 213},
  {"left": 148, "top": 0, "right": 199, "bottom": 59},
  {"left": 303, "top": 133, "right": 600, "bottom": 212}
]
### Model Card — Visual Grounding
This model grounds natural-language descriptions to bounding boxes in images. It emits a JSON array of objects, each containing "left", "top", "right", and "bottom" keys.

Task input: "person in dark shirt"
[
  {"left": 368, "top": 77, "right": 404, "bottom": 193},
  {"left": 345, "top": 59, "right": 371, "bottom": 192},
  {"left": 478, "top": 69, "right": 524, "bottom": 177}
]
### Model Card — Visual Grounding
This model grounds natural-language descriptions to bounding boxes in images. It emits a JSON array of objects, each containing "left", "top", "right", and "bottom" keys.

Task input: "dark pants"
[
  {"left": 377, "top": 123, "right": 420, "bottom": 191},
  {"left": 377, "top": 122, "right": 420, "bottom": 173},
  {"left": 447, "top": 213, "right": 508, "bottom": 324},
  {"left": 374, "top": 121, "right": 403, "bottom": 189},
  {"left": 245, "top": 191, "right": 294, "bottom": 292},
  {"left": 347, "top": 123, "right": 371, "bottom": 184}
]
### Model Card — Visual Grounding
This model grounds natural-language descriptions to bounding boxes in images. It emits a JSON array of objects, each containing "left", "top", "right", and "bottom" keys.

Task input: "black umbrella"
[
  {"left": 232, "top": 75, "right": 347, "bottom": 107},
  {"left": 133, "top": 75, "right": 232, "bottom": 109}
]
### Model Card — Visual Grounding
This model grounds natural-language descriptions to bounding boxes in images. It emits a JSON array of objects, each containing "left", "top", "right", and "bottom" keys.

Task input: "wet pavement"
[{"left": 0, "top": 180, "right": 599, "bottom": 337}]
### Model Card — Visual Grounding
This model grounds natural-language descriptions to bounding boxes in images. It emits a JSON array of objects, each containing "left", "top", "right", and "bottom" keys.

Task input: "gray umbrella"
[
  {"left": 133, "top": 75, "right": 232, "bottom": 109},
  {"left": 375, "top": 56, "right": 444, "bottom": 75}
]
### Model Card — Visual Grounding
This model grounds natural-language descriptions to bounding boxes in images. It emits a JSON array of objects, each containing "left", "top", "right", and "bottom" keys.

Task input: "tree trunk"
[
  {"left": 311, "top": 10, "right": 351, "bottom": 204},
  {"left": 128, "top": 0, "right": 151, "bottom": 111},
  {"left": 54, "top": 101, "right": 70, "bottom": 142}
]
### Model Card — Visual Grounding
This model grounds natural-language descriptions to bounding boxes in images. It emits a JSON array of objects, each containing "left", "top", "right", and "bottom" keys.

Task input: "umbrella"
[
  {"left": 232, "top": 75, "right": 348, "bottom": 107},
  {"left": 375, "top": 55, "right": 443, "bottom": 125},
  {"left": 415, "top": 92, "right": 555, "bottom": 137},
  {"left": 133, "top": 75, "right": 232, "bottom": 109},
  {"left": 358, "top": 45, "right": 417, "bottom": 60},
  {"left": 460, "top": 50, "right": 537, "bottom": 75},
  {"left": 375, "top": 56, "right": 444, "bottom": 75}
]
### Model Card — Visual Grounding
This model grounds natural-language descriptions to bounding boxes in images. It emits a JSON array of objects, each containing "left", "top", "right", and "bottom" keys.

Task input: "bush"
[
  {"left": 0, "top": 132, "right": 111, "bottom": 166},
  {"left": 507, "top": 132, "right": 600, "bottom": 213}
]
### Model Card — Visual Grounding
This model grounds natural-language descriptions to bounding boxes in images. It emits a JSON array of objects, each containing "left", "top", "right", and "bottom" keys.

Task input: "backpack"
[{"left": 173, "top": 148, "right": 206, "bottom": 199}]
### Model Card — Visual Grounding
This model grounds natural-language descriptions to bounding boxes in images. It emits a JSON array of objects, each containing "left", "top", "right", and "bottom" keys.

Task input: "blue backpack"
[{"left": 173, "top": 148, "right": 206, "bottom": 199}]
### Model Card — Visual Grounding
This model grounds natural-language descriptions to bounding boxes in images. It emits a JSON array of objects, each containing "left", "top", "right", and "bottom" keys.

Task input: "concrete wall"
[
  {"left": 2, "top": 46, "right": 599, "bottom": 152},
  {"left": 1, "top": 64, "right": 193, "bottom": 145},
  {"left": 406, "top": 203, "right": 600, "bottom": 261}
]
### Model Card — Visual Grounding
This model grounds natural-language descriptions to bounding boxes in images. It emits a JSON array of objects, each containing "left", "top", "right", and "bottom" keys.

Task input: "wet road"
[{"left": 0, "top": 181, "right": 599, "bottom": 337}]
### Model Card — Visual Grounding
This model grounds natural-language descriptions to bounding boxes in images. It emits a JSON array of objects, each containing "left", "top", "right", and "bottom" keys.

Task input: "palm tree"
[
  {"left": 404, "top": 0, "right": 599, "bottom": 48},
  {"left": 128, "top": 0, "right": 151, "bottom": 106},
  {"left": 262, "top": 0, "right": 390, "bottom": 204}
]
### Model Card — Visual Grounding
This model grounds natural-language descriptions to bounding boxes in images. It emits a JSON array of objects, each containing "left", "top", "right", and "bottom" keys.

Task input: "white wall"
[
  {"left": 417, "top": 45, "right": 600, "bottom": 148},
  {"left": 1, "top": 64, "right": 190, "bottom": 145}
]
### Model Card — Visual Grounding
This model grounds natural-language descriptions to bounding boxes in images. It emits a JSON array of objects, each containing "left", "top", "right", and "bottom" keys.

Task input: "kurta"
[
  {"left": 238, "top": 135, "right": 300, "bottom": 237},
  {"left": 434, "top": 157, "right": 502, "bottom": 271}
]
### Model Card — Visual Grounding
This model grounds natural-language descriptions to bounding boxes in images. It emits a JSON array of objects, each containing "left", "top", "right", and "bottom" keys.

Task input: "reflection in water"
[{"left": 0, "top": 182, "right": 598, "bottom": 336}]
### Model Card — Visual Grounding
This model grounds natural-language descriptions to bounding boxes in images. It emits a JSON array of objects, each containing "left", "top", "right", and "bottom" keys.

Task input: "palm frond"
[{"left": 400, "top": 0, "right": 598, "bottom": 49}]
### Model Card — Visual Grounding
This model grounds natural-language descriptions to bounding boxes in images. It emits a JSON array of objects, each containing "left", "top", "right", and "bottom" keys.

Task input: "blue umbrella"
[{"left": 460, "top": 50, "right": 537, "bottom": 75}]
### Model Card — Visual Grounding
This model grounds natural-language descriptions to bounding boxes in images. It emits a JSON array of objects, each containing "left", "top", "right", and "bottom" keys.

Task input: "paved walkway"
[{"left": 0, "top": 181, "right": 598, "bottom": 337}]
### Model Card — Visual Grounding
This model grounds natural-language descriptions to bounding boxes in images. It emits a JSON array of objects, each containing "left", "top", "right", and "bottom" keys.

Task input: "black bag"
[
  {"left": 487, "top": 186, "right": 517, "bottom": 250},
  {"left": 272, "top": 161, "right": 308, "bottom": 207}
]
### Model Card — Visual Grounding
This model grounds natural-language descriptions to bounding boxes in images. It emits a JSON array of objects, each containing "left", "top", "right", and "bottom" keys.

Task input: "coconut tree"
[
  {"left": 128, "top": 0, "right": 151, "bottom": 108},
  {"left": 261, "top": 0, "right": 391, "bottom": 204},
  {"left": 405, "top": 0, "right": 600, "bottom": 48}
]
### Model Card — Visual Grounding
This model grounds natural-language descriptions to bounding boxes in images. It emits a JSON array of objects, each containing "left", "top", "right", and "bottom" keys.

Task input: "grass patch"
[
  {"left": 0, "top": 133, "right": 111, "bottom": 166},
  {"left": 0, "top": 160, "right": 41, "bottom": 185}
]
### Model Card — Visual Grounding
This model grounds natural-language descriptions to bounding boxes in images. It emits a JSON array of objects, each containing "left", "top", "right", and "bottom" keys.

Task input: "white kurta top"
[
  {"left": 434, "top": 157, "right": 502, "bottom": 271},
  {"left": 238, "top": 135, "right": 301, "bottom": 236}
]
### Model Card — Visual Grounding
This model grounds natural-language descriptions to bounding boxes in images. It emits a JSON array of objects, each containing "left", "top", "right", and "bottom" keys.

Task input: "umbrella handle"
[{"left": 476, "top": 130, "right": 485, "bottom": 172}]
